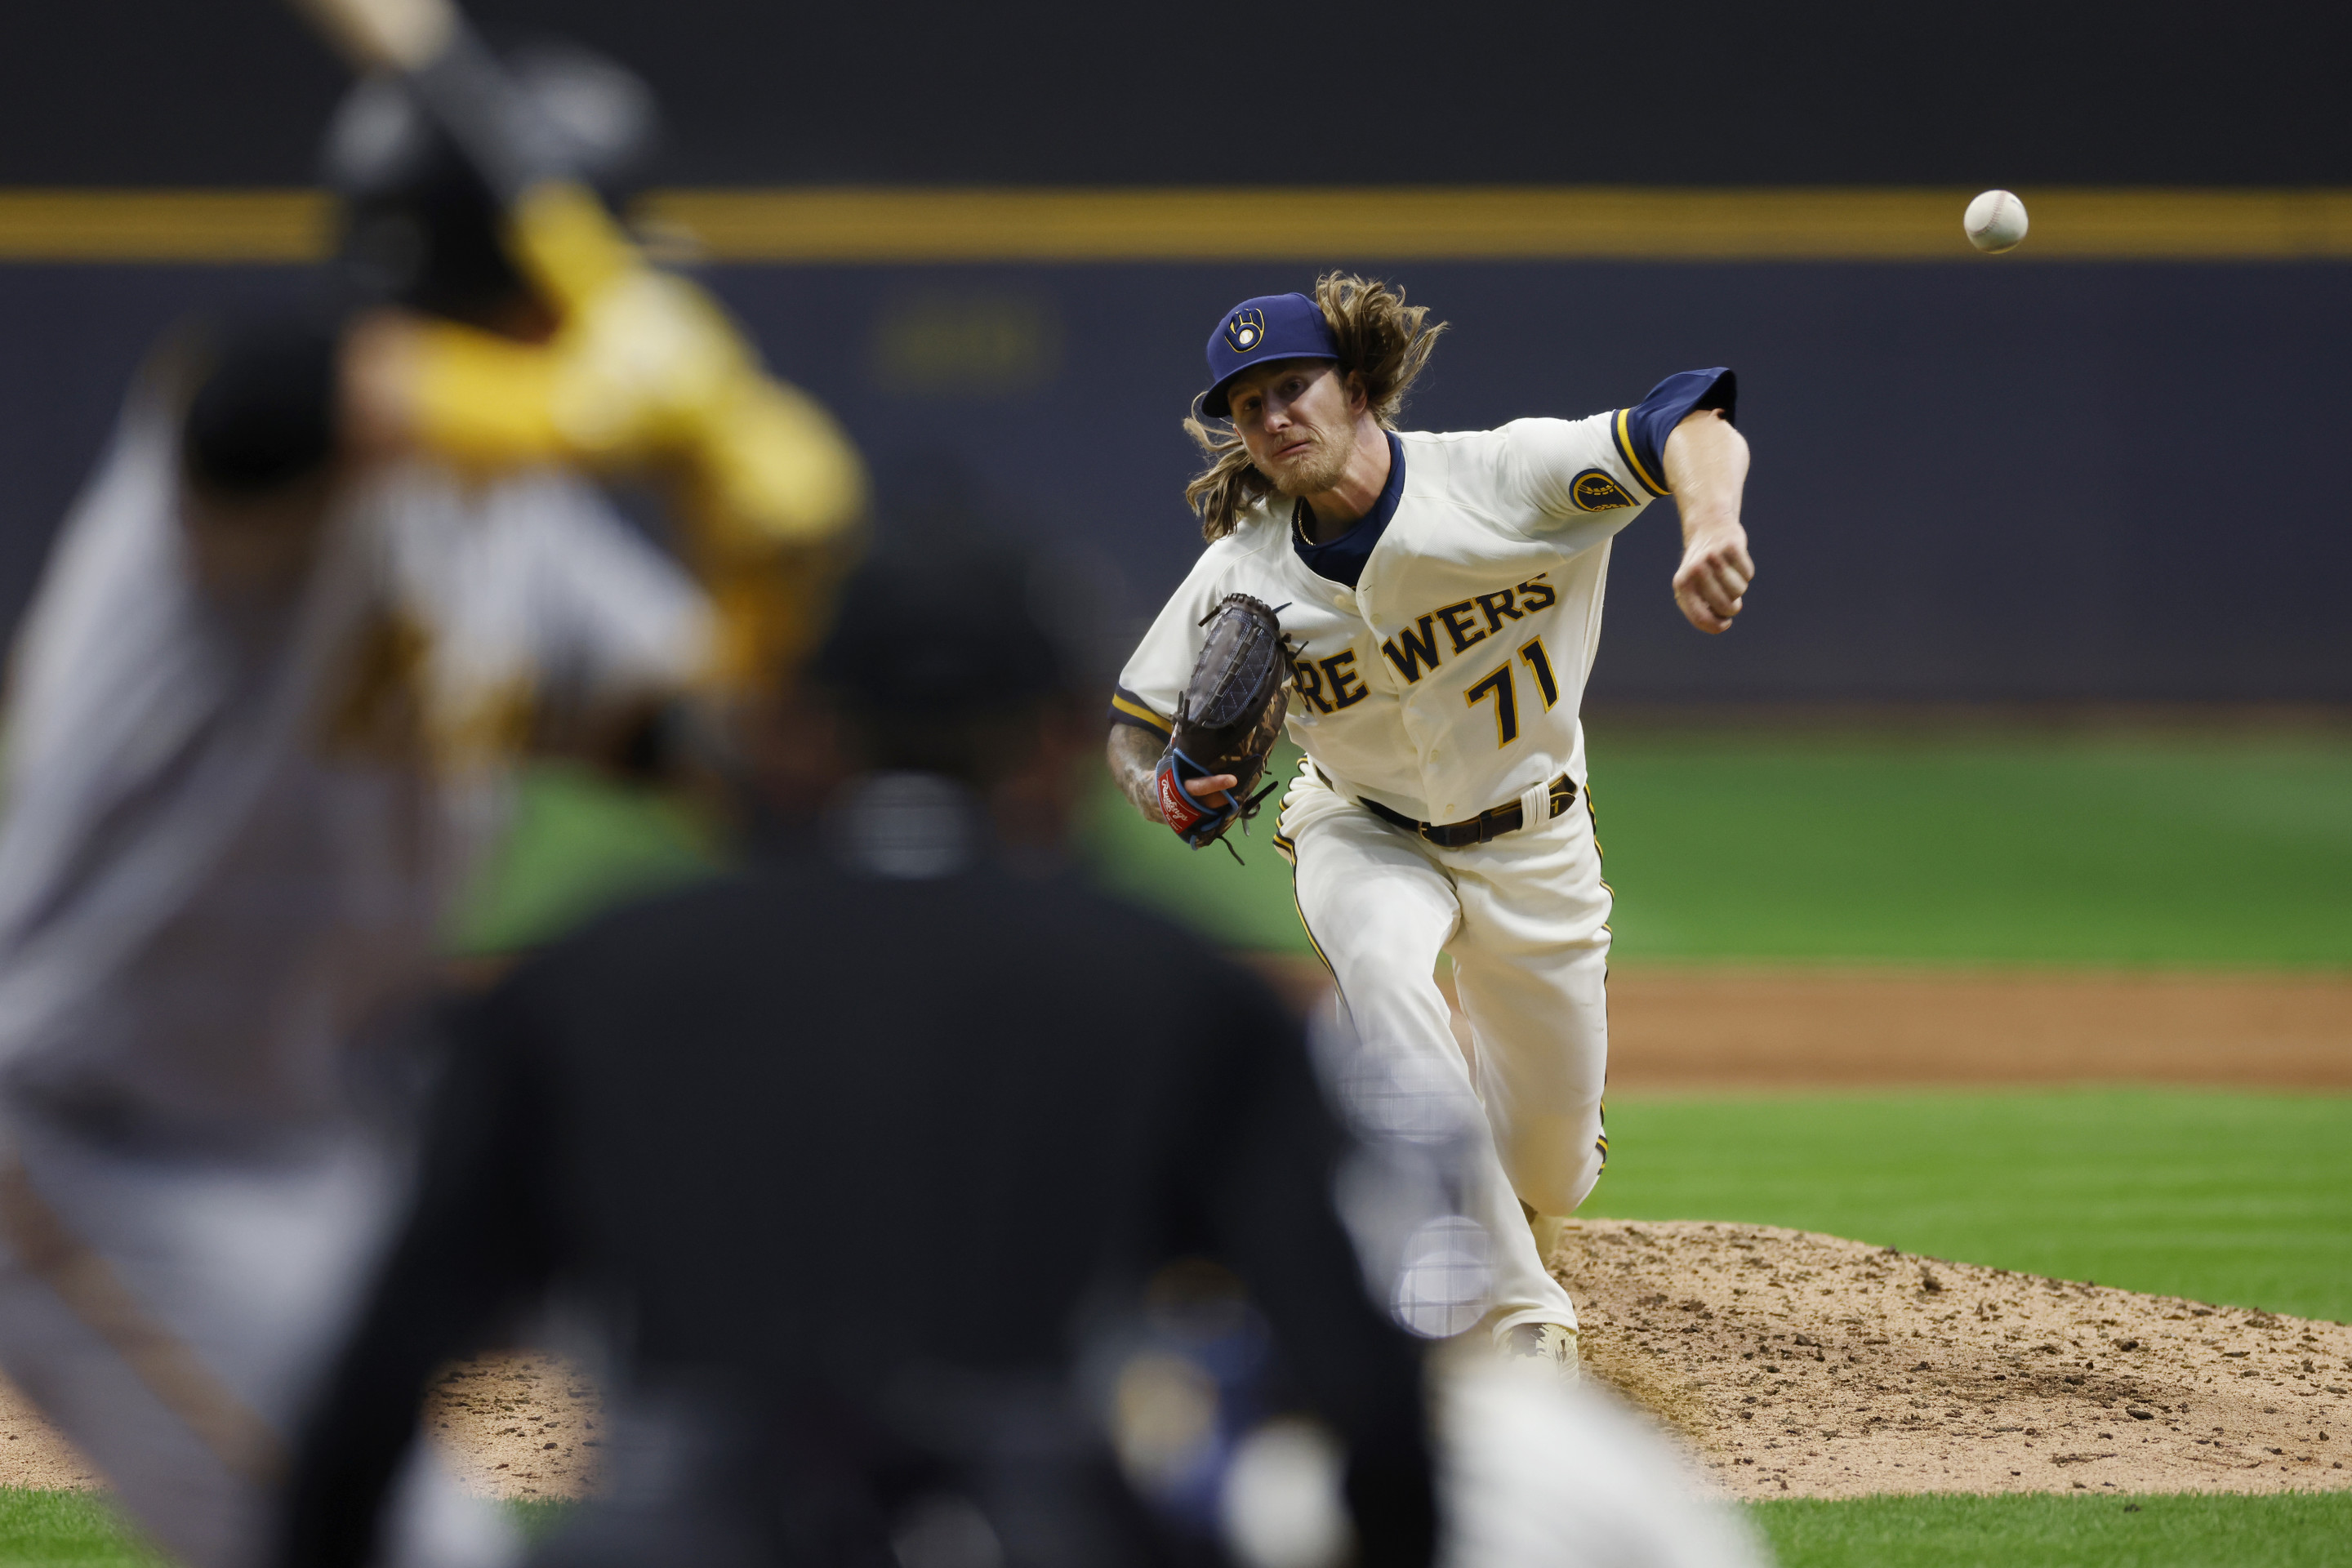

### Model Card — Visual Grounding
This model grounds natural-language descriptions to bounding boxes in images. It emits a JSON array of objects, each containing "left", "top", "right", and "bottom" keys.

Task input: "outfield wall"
[{"left": 2, "top": 253, "right": 2347, "bottom": 702}]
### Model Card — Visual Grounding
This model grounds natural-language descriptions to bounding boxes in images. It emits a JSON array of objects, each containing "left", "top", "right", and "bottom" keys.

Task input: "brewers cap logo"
[
  {"left": 1225, "top": 307, "right": 1267, "bottom": 354},
  {"left": 1569, "top": 469, "right": 1637, "bottom": 512}
]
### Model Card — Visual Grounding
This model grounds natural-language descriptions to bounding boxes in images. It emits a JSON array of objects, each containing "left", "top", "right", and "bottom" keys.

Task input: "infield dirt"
[
  {"left": 1247, "top": 960, "right": 2352, "bottom": 1089},
  {"left": 402, "top": 1224, "right": 2352, "bottom": 1505},
  {"left": 0, "top": 1227, "right": 2342, "bottom": 1506},
  {"left": 0, "top": 969, "right": 2340, "bottom": 1503},
  {"left": 3, "top": 1218, "right": 2343, "bottom": 1507},
  {"left": 1556, "top": 1219, "right": 2350, "bottom": 1501}
]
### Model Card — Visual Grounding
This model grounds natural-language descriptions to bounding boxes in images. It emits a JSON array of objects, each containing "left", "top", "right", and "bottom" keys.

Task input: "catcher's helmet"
[
  {"left": 812, "top": 550, "right": 1075, "bottom": 719},
  {"left": 319, "top": 42, "right": 657, "bottom": 327}
]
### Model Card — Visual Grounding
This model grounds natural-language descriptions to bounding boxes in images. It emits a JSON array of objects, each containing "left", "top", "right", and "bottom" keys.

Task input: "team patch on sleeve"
[{"left": 1567, "top": 468, "right": 1639, "bottom": 511}]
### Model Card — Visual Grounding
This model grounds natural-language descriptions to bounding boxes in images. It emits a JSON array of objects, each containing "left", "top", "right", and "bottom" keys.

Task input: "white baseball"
[{"left": 1964, "top": 189, "right": 2029, "bottom": 253}]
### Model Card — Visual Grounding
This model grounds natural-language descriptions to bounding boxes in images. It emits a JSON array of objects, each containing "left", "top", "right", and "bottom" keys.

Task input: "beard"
[{"left": 1259, "top": 425, "right": 1354, "bottom": 499}]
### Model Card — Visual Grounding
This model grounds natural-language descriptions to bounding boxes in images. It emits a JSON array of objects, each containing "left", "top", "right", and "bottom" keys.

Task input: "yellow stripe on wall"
[
  {"left": 0, "top": 190, "right": 331, "bottom": 261},
  {"left": 646, "top": 187, "right": 2352, "bottom": 263},
  {"left": 4, "top": 187, "right": 2352, "bottom": 265}
]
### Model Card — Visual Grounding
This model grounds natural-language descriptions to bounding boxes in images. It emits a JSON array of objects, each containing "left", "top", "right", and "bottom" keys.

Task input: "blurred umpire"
[
  {"left": 274, "top": 550, "right": 1437, "bottom": 1568},
  {"left": 0, "top": 28, "right": 861, "bottom": 1568}
]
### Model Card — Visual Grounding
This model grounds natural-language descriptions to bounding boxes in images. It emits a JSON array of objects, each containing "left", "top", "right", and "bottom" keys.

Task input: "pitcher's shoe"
[{"left": 1499, "top": 1321, "right": 1580, "bottom": 1385}]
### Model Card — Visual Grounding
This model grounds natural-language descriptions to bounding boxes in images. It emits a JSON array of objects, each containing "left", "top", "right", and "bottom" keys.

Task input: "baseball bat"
[
  {"left": 288, "top": 0, "right": 456, "bottom": 74},
  {"left": 288, "top": 0, "right": 589, "bottom": 211},
  {"left": 286, "top": 0, "right": 648, "bottom": 307}
]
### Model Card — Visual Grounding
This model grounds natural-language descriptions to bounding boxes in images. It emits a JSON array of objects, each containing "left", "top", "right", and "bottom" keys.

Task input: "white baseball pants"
[
  {"left": 0, "top": 1102, "right": 516, "bottom": 1568},
  {"left": 1277, "top": 764, "right": 1610, "bottom": 1342}
]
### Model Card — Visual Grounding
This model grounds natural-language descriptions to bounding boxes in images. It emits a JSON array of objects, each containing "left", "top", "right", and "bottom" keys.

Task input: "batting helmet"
[{"left": 319, "top": 41, "right": 658, "bottom": 327}]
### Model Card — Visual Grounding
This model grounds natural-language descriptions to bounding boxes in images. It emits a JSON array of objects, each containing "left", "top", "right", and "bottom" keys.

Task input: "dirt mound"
[
  {"left": 2, "top": 1227, "right": 2345, "bottom": 1508},
  {"left": 0, "top": 1374, "right": 100, "bottom": 1490},
  {"left": 422, "top": 1352, "right": 603, "bottom": 1500},
  {"left": 0, "top": 1351, "right": 604, "bottom": 1500},
  {"left": 1552, "top": 1219, "right": 2352, "bottom": 1499}
]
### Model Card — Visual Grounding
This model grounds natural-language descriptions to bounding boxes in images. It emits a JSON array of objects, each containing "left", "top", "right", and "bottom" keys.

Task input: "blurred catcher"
[
  {"left": 0, "top": 14, "right": 862, "bottom": 1568},
  {"left": 274, "top": 549, "right": 1438, "bottom": 1568}
]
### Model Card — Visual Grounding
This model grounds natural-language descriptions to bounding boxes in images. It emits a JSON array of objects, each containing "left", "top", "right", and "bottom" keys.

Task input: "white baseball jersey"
[
  {"left": 0, "top": 391, "right": 710, "bottom": 1138},
  {"left": 1116, "top": 380, "right": 1726, "bottom": 826}
]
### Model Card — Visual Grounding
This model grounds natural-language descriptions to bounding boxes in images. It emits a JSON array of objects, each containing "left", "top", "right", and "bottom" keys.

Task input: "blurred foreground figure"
[
  {"left": 276, "top": 551, "right": 1437, "bottom": 1568},
  {"left": 1433, "top": 1361, "right": 1769, "bottom": 1568},
  {"left": 1300, "top": 984, "right": 1770, "bottom": 1568},
  {"left": 0, "top": 37, "right": 861, "bottom": 1568}
]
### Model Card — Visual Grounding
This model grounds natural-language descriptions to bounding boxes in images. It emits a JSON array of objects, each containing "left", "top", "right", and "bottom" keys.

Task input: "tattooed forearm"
[{"left": 1106, "top": 723, "right": 1169, "bottom": 825}]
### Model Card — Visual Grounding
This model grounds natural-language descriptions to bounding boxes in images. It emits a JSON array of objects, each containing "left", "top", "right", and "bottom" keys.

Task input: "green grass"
[
  {"left": 1080, "top": 744, "right": 1321, "bottom": 953},
  {"left": 1581, "top": 1089, "right": 2352, "bottom": 1323},
  {"left": 0, "top": 1493, "right": 575, "bottom": 1566},
  {"left": 0, "top": 1491, "right": 161, "bottom": 1566},
  {"left": 446, "top": 762, "right": 719, "bottom": 956},
  {"left": 1589, "top": 729, "right": 2352, "bottom": 966},
  {"left": 509, "top": 1497, "right": 577, "bottom": 1541},
  {"left": 8, "top": 1488, "right": 2345, "bottom": 1568},
  {"left": 449, "top": 729, "right": 2352, "bottom": 968},
  {"left": 1078, "top": 730, "right": 2352, "bottom": 966},
  {"left": 1748, "top": 1490, "right": 2352, "bottom": 1568}
]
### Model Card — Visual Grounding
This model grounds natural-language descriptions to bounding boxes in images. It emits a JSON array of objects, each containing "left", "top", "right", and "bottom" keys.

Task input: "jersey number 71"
[{"left": 1463, "top": 637, "right": 1561, "bottom": 747}]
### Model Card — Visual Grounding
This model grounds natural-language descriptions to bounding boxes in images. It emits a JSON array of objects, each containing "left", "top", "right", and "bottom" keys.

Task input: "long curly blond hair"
[{"left": 1181, "top": 274, "right": 1446, "bottom": 541}]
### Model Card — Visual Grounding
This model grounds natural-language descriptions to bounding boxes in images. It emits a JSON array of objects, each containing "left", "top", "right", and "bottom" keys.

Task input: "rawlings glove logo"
[{"left": 1155, "top": 751, "right": 1236, "bottom": 845}]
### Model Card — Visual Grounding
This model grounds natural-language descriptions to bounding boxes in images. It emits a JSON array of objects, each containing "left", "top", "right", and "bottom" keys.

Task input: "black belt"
[{"left": 1357, "top": 773, "right": 1578, "bottom": 849}]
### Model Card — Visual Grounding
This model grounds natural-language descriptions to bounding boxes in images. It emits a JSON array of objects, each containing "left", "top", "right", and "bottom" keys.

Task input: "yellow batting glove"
[
  {"left": 404, "top": 271, "right": 748, "bottom": 471},
  {"left": 407, "top": 180, "right": 752, "bottom": 469},
  {"left": 404, "top": 322, "right": 566, "bottom": 468},
  {"left": 544, "top": 267, "right": 747, "bottom": 460},
  {"left": 400, "top": 180, "right": 871, "bottom": 692},
  {"left": 675, "top": 378, "right": 868, "bottom": 693},
  {"left": 683, "top": 376, "right": 867, "bottom": 552}
]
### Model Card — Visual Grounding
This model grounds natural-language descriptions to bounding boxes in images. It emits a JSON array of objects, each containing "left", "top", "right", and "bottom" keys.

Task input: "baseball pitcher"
[{"left": 1107, "top": 277, "right": 1753, "bottom": 1378}]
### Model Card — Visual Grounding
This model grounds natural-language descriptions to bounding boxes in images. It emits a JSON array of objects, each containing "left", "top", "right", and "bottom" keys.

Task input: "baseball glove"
[{"left": 1155, "top": 594, "right": 1295, "bottom": 855}]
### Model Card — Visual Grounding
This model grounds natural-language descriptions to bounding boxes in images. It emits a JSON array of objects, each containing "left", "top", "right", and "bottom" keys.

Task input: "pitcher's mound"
[
  {"left": 1552, "top": 1220, "right": 2352, "bottom": 1500},
  {"left": 2, "top": 1224, "right": 2345, "bottom": 1510}
]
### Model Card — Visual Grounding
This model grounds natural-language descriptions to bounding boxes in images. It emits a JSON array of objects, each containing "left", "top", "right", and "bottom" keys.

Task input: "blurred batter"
[{"left": 0, "top": 47, "right": 862, "bottom": 1568}]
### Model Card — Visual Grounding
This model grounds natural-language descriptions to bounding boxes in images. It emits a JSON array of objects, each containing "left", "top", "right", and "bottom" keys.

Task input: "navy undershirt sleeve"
[
  {"left": 1615, "top": 368, "right": 1736, "bottom": 497},
  {"left": 1107, "top": 684, "right": 1174, "bottom": 737}
]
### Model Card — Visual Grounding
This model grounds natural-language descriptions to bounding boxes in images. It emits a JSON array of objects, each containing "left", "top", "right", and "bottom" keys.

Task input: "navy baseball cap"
[{"left": 1198, "top": 292, "right": 1339, "bottom": 417}]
